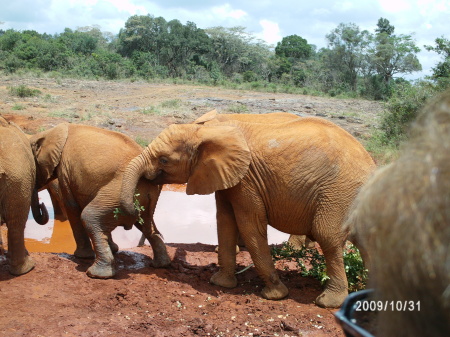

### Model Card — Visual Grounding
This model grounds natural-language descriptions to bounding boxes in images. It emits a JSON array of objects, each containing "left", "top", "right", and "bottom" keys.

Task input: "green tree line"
[
  {"left": 1, "top": 16, "right": 449, "bottom": 151},
  {"left": 1, "top": 16, "right": 447, "bottom": 98}
]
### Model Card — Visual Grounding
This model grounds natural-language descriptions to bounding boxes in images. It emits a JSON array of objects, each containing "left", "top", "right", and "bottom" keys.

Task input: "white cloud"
[
  {"left": 211, "top": 4, "right": 247, "bottom": 20},
  {"left": 258, "top": 19, "right": 282, "bottom": 45}
]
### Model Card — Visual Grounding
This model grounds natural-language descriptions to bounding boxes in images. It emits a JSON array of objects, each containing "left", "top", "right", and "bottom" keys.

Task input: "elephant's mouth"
[{"left": 149, "top": 169, "right": 165, "bottom": 184}]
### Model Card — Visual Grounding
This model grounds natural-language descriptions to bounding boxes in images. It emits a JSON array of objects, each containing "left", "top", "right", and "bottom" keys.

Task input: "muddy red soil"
[{"left": 0, "top": 77, "right": 384, "bottom": 336}]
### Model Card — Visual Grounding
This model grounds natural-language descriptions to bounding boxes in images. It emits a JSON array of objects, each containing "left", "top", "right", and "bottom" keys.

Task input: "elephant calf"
[
  {"left": 29, "top": 123, "right": 171, "bottom": 278},
  {"left": 345, "top": 90, "right": 450, "bottom": 336},
  {"left": 0, "top": 117, "right": 48, "bottom": 275},
  {"left": 121, "top": 113, "right": 376, "bottom": 308}
]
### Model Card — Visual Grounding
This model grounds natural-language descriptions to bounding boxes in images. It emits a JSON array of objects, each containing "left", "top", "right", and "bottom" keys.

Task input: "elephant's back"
[
  {"left": 59, "top": 125, "right": 142, "bottom": 188},
  {"left": 65, "top": 124, "right": 142, "bottom": 159},
  {"left": 0, "top": 124, "right": 35, "bottom": 198},
  {"left": 0, "top": 124, "right": 34, "bottom": 168}
]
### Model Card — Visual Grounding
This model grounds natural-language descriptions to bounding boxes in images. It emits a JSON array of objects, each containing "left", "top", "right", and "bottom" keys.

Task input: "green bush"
[
  {"left": 271, "top": 241, "right": 367, "bottom": 292},
  {"left": 8, "top": 85, "right": 41, "bottom": 97},
  {"left": 379, "top": 82, "right": 435, "bottom": 146}
]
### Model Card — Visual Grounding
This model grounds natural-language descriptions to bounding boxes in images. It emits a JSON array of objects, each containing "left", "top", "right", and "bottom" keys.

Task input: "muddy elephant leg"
[
  {"left": 288, "top": 235, "right": 316, "bottom": 250},
  {"left": 210, "top": 193, "right": 240, "bottom": 289},
  {"left": 6, "top": 208, "right": 35, "bottom": 275},
  {"left": 46, "top": 180, "right": 68, "bottom": 221},
  {"left": 81, "top": 206, "right": 115, "bottom": 279},
  {"left": 137, "top": 233, "right": 146, "bottom": 247},
  {"left": 135, "top": 221, "right": 171, "bottom": 268},
  {"left": 62, "top": 194, "right": 95, "bottom": 259},
  {"left": 312, "top": 211, "right": 348, "bottom": 308},
  {"left": 107, "top": 233, "right": 119, "bottom": 254},
  {"left": 235, "top": 210, "right": 289, "bottom": 300}
]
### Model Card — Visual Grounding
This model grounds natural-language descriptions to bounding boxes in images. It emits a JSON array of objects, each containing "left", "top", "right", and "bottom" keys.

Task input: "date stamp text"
[{"left": 356, "top": 300, "right": 421, "bottom": 312}]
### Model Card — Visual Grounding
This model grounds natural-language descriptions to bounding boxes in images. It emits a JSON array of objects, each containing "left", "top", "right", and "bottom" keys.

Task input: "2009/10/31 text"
[{"left": 356, "top": 300, "right": 421, "bottom": 312}]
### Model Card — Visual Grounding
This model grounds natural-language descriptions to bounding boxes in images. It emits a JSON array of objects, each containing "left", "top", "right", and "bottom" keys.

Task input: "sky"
[{"left": 1, "top": 0, "right": 449, "bottom": 79}]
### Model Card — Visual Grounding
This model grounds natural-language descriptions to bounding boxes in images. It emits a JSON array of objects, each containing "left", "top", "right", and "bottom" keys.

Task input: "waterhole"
[{"left": 19, "top": 185, "right": 288, "bottom": 253}]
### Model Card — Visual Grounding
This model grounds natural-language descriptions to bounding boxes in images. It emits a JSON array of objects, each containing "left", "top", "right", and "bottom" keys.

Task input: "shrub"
[
  {"left": 271, "top": 241, "right": 367, "bottom": 292},
  {"left": 243, "top": 70, "right": 258, "bottom": 82},
  {"left": 8, "top": 85, "right": 41, "bottom": 97},
  {"left": 227, "top": 103, "right": 249, "bottom": 113},
  {"left": 379, "top": 82, "right": 435, "bottom": 146}
]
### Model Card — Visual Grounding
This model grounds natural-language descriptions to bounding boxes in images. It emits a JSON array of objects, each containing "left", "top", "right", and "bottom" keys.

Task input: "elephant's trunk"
[
  {"left": 120, "top": 148, "right": 155, "bottom": 216},
  {"left": 31, "top": 188, "right": 49, "bottom": 225}
]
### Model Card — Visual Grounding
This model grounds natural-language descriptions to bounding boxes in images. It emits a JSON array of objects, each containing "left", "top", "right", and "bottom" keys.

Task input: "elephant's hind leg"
[
  {"left": 311, "top": 211, "right": 348, "bottom": 308},
  {"left": 135, "top": 221, "right": 171, "bottom": 268},
  {"left": 81, "top": 206, "right": 116, "bottom": 279},
  {"left": 5, "top": 212, "right": 35, "bottom": 276},
  {"left": 62, "top": 194, "right": 95, "bottom": 259}
]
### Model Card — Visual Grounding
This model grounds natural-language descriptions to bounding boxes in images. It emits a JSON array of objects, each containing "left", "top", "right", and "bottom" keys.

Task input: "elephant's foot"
[
  {"left": 86, "top": 262, "right": 116, "bottom": 279},
  {"left": 74, "top": 247, "right": 95, "bottom": 259},
  {"left": 152, "top": 252, "right": 171, "bottom": 268},
  {"left": 210, "top": 270, "right": 237, "bottom": 288},
  {"left": 261, "top": 274, "right": 289, "bottom": 300},
  {"left": 9, "top": 256, "right": 35, "bottom": 276},
  {"left": 109, "top": 241, "right": 119, "bottom": 255},
  {"left": 315, "top": 279, "right": 348, "bottom": 308}
]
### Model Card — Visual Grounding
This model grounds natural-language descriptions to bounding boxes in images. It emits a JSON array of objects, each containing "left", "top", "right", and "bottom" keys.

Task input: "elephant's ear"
[
  {"left": 193, "top": 109, "right": 218, "bottom": 125},
  {"left": 30, "top": 123, "right": 69, "bottom": 186},
  {"left": 186, "top": 125, "right": 251, "bottom": 195}
]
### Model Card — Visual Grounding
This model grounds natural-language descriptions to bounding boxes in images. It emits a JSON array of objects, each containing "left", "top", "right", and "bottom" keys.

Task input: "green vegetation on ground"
[{"left": 271, "top": 241, "right": 367, "bottom": 293}]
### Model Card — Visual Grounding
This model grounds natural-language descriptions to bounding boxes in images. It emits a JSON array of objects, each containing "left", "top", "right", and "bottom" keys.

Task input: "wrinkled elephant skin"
[
  {"left": 120, "top": 113, "right": 376, "bottom": 308},
  {"left": 29, "top": 123, "right": 170, "bottom": 279},
  {"left": 0, "top": 117, "right": 49, "bottom": 275}
]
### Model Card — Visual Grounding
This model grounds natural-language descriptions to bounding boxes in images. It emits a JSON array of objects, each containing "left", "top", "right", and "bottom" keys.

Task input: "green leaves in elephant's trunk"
[
  {"left": 31, "top": 188, "right": 49, "bottom": 225},
  {"left": 120, "top": 149, "right": 154, "bottom": 217}
]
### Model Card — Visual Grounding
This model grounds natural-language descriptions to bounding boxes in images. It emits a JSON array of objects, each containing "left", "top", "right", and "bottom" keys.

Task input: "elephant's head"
[
  {"left": 29, "top": 123, "right": 69, "bottom": 189},
  {"left": 120, "top": 123, "right": 251, "bottom": 216}
]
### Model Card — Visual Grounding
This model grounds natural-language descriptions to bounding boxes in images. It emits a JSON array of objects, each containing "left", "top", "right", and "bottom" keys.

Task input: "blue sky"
[{"left": 1, "top": 0, "right": 449, "bottom": 79}]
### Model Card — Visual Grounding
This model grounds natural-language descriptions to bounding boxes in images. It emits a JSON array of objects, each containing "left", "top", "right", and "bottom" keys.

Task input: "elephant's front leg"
[
  {"left": 233, "top": 202, "right": 288, "bottom": 300},
  {"left": 81, "top": 208, "right": 115, "bottom": 279},
  {"left": 210, "top": 193, "right": 239, "bottom": 288}
]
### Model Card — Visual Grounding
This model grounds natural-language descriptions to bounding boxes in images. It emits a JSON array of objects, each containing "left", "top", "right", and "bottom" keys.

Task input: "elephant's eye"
[{"left": 159, "top": 157, "right": 169, "bottom": 165}]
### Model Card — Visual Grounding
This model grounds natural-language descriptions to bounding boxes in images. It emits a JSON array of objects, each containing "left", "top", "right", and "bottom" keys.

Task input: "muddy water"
[{"left": 23, "top": 185, "right": 289, "bottom": 253}]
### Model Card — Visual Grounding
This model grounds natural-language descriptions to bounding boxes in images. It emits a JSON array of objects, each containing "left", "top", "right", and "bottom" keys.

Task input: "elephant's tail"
[{"left": 31, "top": 188, "right": 49, "bottom": 225}]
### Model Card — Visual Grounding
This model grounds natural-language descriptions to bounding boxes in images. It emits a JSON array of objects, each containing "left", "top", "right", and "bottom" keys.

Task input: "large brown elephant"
[
  {"left": 120, "top": 113, "right": 376, "bottom": 307},
  {"left": 0, "top": 117, "right": 48, "bottom": 275},
  {"left": 29, "top": 123, "right": 171, "bottom": 278},
  {"left": 194, "top": 110, "right": 315, "bottom": 249}
]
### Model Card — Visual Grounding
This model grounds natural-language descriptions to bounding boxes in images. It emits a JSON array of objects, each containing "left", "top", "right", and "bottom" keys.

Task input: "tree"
[
  {"left": 158, "top": 19, "right": 211, "bottom": 76},
  {"left": 425, "top": 36, "right": 450, "bottom": 88},
  {"left": 57, "top": 28, "right": 98, "bottom": 55},
  {"left": 275, "top": 35, "right": 312, "bottom": 60},
  {"left": 205, "top": 26, "right": 271, "bottom": 79},
  {"left": 117, "top": 15, "right": 168, "bottom": 58},
  {"left": 371, "top": 31, "right": 422, "bottom": 84},
  {"left": 325, "top": 23, "right": 371, "bottom": 91},
  {"left": 375, "top": 18, "right": 395, "bottom": 36}
]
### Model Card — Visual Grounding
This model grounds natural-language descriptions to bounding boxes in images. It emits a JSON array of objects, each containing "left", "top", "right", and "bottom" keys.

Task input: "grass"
[
  {"left": 48, "top": 111, "right": 78, "bottom": 119},
  {"left": 12, "top": 103, "right": 26, "bottom": 110},
  {"left": 135, "top": 136, "right": 150, "bottom": 148},
  {"left": 227, "top": 103, "right": 249, "bottom": 113},
  {"left": 8, "top": 85, "right": 41, "bottom": 97},
  {"left": 141, "top": 99, "right": 184, "bottom": 116}
]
